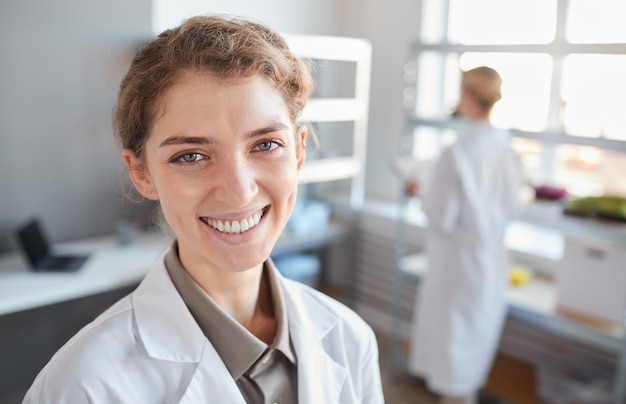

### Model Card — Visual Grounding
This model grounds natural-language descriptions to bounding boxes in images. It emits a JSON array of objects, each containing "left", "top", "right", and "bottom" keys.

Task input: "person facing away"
[
  {"left": 407, "top": 66, "right": 524, "bottom": 404},
  {"left": 23, "top": 15, "right": 383, "bottom": 404}
]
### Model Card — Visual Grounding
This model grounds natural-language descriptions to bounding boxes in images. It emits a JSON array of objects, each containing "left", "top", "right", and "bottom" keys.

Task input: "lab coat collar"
[
  {"left": 278, "top": 267, "right": 348, "bottom": 402},
  {"left": 131, "top": 251, "right": 207, "bottom": 362},
  {"left": 131, "top": 252, "right": 347, "bottom": 403},
  {"left": 132, "top": 253, "right": 247, "bottom": 402}
]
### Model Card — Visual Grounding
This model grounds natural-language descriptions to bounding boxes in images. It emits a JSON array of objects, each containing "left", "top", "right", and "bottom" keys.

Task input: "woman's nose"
[{"left": 213, "top": 157, "right": 258, "bottom": 206}]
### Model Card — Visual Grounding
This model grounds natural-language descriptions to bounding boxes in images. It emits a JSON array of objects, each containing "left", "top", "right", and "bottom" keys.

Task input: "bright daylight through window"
[{"left": 406, "top": 0, "right": 626, "bottom": 198}]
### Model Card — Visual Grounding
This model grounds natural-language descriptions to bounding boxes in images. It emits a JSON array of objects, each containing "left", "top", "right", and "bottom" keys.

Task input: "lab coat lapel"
[
  {"left": 133, "top": 257, "right": 246, "bottom": 402},
  {"left": 283, "top": 280, "right": 348, "bottom": 403},
  {"left": 291, "top": 325, "right": 347, "bottom": 403},
  {"left": 132, "top": 257, "right": 205, "bottom": 361},
  {"left": 179, "top": 344, "right": 246, "bottom": 403}
]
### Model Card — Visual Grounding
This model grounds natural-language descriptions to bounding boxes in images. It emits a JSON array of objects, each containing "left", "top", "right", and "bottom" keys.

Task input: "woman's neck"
[{"left": 191, "top": 262, "right": 277, "bottom": 343}]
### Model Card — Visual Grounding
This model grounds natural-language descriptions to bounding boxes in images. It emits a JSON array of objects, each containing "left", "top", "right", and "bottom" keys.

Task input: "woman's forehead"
[
  {"left": 147, "top": 73, "right": 294, "bottom": 140},
  {"left": 154, "top": 72, "right": 284, "bottom": 112}
]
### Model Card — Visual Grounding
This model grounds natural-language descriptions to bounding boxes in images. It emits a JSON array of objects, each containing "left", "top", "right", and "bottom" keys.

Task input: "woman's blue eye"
[
  {"left": 178, "top": 153, "right": 201, "bottom": 163},
  {"left": 256, "top": 141, "right": 277, "bottom": 152}
]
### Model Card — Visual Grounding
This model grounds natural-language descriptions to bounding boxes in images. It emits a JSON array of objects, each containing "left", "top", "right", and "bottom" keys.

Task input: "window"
[
  {"left": 566, "top": 0, "right": 626, "bottom": 43},
  {"left": 562, "top": 54, "right": 626, "bottom": 140},
  {"left": 405, "top": 0, "right": 626, "bottom": 197}
]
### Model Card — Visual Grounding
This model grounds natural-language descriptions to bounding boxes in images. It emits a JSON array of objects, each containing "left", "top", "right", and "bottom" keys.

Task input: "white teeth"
[
  {"left": 231, "top": 221, "right": 241, "bottom": 233},
  {"left": 205, "top": 210, "right": 263, "bottom": 234}
]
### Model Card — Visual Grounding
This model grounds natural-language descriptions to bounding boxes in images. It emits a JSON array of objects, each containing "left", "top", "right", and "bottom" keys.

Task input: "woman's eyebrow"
[
  {"left": 158, "top": 122, "right": 290, "bottom": 148},
  {"left": 159, "top": 136, "right": 212, "bottom": 148},
  {"left": 245, "top": 122, "right": 290, "bottom": 139}
]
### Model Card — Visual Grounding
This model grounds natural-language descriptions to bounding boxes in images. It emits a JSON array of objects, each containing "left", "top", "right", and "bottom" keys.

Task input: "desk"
[
  {"left": 0, "top": 232, "right": 172, "bottom": 400},
  {"left": 0, "top": 232, "right": 172, "bottom": 317}
]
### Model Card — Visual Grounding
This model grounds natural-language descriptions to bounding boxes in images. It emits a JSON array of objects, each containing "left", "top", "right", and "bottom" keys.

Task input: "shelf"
[
  {"left": 300, "top": 98, "right": 367, "bottom": 122},
  {"left": 521, "top": 201, "right": 626, "bottom": 248},
  {"left": 397, "top": 252, "right": 624, "bottom": 346},
  {"left": 405, "top": 116, "right": 626, "bottom": 153},
  {"left": 272, "top": 221, "right": 349, "bottom": 257},
  {"left": 283, "top": 34, "right": 372, "bottom": 62},
  {"left": 282, "top": 33, "right": 371, "bottom": 209},
  {"left": 298, "top": 157, "right": 361, "bottom": 184}
]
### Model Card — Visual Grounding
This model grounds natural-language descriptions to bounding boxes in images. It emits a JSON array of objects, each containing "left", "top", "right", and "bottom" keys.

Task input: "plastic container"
[
  {"left": 273, "top": 254, "right": 321, "bottom": 288},
  {"left": 286, "top": 199, "right": 331, "bottom": 235}
]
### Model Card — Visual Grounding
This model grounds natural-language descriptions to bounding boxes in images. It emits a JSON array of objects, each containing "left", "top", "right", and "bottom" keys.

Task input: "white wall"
[
  {"left": 349, "top": 0, "right": 422, "bottom": 201},
  {"left": 0, "top": 0, "right": 152, "bottom": 250},
  {"left": 152, "top": 0, "right": 348, "bottom": 35}
]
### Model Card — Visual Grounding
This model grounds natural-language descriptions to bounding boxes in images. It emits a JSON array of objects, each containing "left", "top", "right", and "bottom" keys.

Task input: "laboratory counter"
[{"left": 384, "top": 197, "right": 626, "bottom": 403}]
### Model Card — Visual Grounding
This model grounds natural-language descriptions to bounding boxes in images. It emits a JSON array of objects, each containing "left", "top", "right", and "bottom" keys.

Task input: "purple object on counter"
[{"left": 534, "top": 185, "right": 568, "bottom": 200}]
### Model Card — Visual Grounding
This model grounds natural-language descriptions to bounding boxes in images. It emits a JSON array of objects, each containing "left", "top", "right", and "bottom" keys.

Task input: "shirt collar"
[
  {"left": 265, "top": 258, "right": 297, "bottom": 363},
  {"left": 164, "top": 242, "right": 295, "bottom": 379}
]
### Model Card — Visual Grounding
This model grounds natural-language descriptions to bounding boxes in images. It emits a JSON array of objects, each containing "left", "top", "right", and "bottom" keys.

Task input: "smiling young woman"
[
  {"left": 125, "top": 73, "right": 304, "bottom": 291},
  {"left": 23, "top": 15, "right": 383, "bottom": 404}
]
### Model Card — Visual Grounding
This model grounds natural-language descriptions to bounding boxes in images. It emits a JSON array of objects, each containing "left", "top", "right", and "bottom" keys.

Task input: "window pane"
[
  {"left": 562, "top": 54, "right": 626, "bottom": 140},
  {"left": 414, "top": 52, "right": 461, "bottom": 118},
  {"left": 420, "top": 0, "right": 448, "bottom": 44},
  {"left": 459, "top": 53, "right": 552, "bottom": 132},
  {"left": 567, "top": 0, "right": 626, "bottom": 43},
  {"left": 448, "top": 0, "right": 557, "bottom": 44}
]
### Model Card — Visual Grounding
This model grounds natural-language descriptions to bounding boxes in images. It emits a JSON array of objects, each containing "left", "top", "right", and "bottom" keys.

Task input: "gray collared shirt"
[{"left": 164, "top": 243, "right": 298, "bottom": 404}]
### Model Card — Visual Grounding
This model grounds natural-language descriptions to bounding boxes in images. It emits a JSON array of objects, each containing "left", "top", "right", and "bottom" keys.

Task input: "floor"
[
  {"left": 376, "top": 331, "right": 513, "bottom": 404},
  {"left": 377, "top": 330, "right": 440, "bottom": 403}
]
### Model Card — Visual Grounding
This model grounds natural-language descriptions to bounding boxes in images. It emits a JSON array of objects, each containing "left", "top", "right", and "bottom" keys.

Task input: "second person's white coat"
[{"left": 408, "top": 120, "right": 523, "bottom": 395}]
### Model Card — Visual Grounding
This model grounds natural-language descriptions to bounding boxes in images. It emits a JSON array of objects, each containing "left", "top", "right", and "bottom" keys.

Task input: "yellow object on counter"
[{"left": 509, "top": 266, "right": 532, "bottom": 286}]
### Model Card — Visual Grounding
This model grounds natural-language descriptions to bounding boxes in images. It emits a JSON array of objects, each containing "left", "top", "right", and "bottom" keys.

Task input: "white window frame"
[{"left": 405, "top": 0, "right": 626, "bottom": 186}]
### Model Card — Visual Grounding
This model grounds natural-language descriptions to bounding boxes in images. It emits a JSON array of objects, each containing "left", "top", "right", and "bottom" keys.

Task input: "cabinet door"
[{"left": 556, "top": 237, "right": 626, "bottom": 325}]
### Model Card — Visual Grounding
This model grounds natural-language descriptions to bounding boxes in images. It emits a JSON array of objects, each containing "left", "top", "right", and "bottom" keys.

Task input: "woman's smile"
[{"left": 200, "top": 207, "right": 266, "bottom": 234}]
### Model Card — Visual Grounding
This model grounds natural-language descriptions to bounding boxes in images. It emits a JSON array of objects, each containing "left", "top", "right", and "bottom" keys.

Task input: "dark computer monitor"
[{"left": 15, "top": 218, "right": 89, "bottom": 272}]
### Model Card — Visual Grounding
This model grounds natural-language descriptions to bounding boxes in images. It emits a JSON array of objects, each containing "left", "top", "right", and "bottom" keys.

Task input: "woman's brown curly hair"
[{"left": 113, "top": 15, "right": 313, "bottom": 159}]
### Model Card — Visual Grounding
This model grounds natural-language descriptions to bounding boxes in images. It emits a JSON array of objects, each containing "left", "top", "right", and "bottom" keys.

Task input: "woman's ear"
[
  {"left": 296, "top": 125, "right": 307, "bottom": 171},
  {"left": 122, "top": 148, "right": 159, "bottom": 200}
]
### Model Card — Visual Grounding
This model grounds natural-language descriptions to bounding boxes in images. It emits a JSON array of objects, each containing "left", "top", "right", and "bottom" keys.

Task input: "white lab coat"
[
  {"left": 23, "top": 253, "right": 383, "bottom": 404},
  {"left": 407, "top": 120, "right": 523, "bottom": 396}
]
